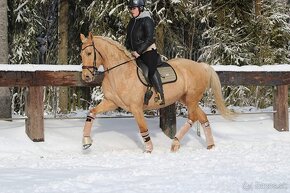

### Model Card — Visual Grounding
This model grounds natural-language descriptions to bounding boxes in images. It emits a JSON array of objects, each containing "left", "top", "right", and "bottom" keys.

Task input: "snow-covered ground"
[{"left": 0, "top": 113, "right": 289, "bottom": 193}]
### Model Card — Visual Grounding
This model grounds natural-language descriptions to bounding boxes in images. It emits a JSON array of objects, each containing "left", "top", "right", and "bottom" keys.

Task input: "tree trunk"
[
  {"left": 0, "top": 0, "right": 12, "bottom": 118},
  {"left": 156, "top": 23, "right": 165, "bottom": 54},
  {"left": 255, "top": 0, "right": 261, "bottom": 16},
  {"left": 255, "top": 0, "right": 262, "bottom": 64},
  {"left": 58, "top": 0, "right": 69, "bottom": 113},
  {"left": 212, "top": 0, "right": 225, "bottom": 26}
]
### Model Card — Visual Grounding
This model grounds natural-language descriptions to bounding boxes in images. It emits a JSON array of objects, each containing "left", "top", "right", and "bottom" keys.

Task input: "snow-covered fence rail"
[
  {"left": 0, "top": 64, "right": 103, "bottom": 142},
  {"left": 214, "top": 64, "right": 290, "bottom": 133},
  {"left": 0, "top": 64, "right": 289, "bottom": 142},
  {"left": 0, "top": 64, "right": 103, "bottom": 87}
]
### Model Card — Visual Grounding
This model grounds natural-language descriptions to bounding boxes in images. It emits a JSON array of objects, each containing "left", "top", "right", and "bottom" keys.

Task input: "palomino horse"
[{"left": 80, "top": 32, "right": 233, "bottom": 153}]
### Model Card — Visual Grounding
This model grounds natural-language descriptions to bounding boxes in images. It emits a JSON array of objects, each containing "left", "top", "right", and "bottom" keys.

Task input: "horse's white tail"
[{"left": 208, "top": 66, "right": 235, "bottom": 119}]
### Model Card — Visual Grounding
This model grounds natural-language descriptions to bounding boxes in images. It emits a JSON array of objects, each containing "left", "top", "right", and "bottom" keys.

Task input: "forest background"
[{"left": 1, "top": 0, "right": 290, "bottom": 117}]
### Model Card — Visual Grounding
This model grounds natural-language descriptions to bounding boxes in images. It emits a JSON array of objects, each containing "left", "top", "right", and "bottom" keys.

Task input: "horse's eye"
[{"left": 87, "top": 52, "right": 92, "bottom": 56}]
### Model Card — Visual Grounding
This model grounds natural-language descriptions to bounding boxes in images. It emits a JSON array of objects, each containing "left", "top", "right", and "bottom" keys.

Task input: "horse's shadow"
[
  {"left": 90, "top": 117, "right": 208, "bottom": 151},
  {"left": 181, "top": 129, "right": 208, "bottom": 149},
  {"left": 90, "top": 117, "right": 146, "bottom": 150}
]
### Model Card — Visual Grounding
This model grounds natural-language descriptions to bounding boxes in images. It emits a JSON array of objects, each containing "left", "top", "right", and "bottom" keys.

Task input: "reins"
[
  {"left": 81, "top": 42, "right": 135, "bottom": 76},
  {"left": 100, "top": 58, "right": 136, "bottom": 74}
]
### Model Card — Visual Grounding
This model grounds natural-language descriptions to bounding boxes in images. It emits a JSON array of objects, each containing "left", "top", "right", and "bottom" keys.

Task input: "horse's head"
[{"left": 80, "top": 32, "right": 103, "bottom": 82}]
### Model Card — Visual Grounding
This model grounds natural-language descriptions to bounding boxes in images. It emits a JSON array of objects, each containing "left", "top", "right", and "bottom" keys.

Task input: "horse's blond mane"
[{"left": 95, "top": 36, "right": 133, "bottom": 59}]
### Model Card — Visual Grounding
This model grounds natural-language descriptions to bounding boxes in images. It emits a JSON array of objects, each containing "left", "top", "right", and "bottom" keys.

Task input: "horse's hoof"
[
  {"left": 143, "top": 150, "right": 152, "bottom": 154},
  {"left": 171, "top": 138, "right": 180, "bottom": 152},
  {"left": 207, "top": 144, "right": 215, "bottom": 150},
  {"left": 83, "top": 144, "right": 92, "bottom": 150},
  {"left": 143, "top": 140, "right": 153, "bottom": 153},
  {"left": 82, "top": 136, "right": 92, "bottom": 150}
]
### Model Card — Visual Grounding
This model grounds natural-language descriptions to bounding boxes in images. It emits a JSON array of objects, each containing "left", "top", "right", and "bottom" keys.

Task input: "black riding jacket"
[{"left": 125, "top": 11, "right": 155, "bottom": 55}]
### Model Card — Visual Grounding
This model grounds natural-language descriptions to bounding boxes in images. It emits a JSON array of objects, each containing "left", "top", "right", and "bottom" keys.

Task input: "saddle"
[{"left": 136, "top": 56, "right": 177, "bottom": 87}]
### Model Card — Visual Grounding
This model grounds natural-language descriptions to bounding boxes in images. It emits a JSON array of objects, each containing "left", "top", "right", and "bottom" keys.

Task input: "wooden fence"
[{"left": 0, "top": 64, "right": 289, "bottom": 142}]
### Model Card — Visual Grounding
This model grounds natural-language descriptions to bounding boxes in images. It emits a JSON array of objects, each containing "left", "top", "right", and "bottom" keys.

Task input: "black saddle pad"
[{"left": 137, "top": 61, "right": 177, "bottom": 87}]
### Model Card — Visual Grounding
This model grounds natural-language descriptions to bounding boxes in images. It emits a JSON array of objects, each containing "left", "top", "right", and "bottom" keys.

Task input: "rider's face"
[{"left": 129, "top": 7, "right": 140, "bottom": 17}]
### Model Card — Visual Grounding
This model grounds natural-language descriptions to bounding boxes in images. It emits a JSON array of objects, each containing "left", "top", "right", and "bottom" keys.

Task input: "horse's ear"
[
  {"left": 88, "top": 32, "right": 94, "bottom": 40},
  {"left": 80, "top": 34, "right": 87, "bottom": 43}
]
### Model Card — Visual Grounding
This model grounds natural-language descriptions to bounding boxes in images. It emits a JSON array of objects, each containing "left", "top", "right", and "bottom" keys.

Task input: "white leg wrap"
[
  {"left": 175, "top": 119, "right": 193, "bottom": 141},
  {"left": 83, "top": 112, "right": 96, "bottom": 137},
  {"left": 86, "top": 112, "right": 96, "bottom": 122},
  {"left": 201, "top": 121, "right": 215, "bottom": 147},
  {"left": 141, "top": 130, "right": 153, "bottom": 153}
]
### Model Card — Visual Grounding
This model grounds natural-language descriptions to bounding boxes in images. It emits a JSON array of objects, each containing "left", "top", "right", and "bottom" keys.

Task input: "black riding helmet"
[{"left": 128, "top": 0, "right": 145, "bottom": 11}]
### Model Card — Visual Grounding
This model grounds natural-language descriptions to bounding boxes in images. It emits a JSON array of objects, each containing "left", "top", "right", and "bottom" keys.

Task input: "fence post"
[
  {"left": 25, "top": 86, "right": 44, "bottom": 141},
  {"left": 273, "top": 85, "right": 289, "bottom": 131},
  {"left": 25, "top": 35, "right": 47, "bottom": 141},
  {"left": 160, "top": 103, "right": 176, "bottom": 139}
]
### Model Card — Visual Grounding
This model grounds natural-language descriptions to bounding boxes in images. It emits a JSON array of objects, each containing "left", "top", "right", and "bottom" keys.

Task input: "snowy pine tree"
[
  {"left": 7, "top": 0, "right": 289, "bottom": 113},
  {"left": 199, "top": 0, "right": 290, "bottom": 66}
]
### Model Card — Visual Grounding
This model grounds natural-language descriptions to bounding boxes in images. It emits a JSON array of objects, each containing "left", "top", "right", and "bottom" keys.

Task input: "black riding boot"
[{"left": 151, "top": 71, "right": 165, "bottom": 105}]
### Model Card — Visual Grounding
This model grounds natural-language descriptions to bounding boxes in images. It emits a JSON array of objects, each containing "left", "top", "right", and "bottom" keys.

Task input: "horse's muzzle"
[
  {"left": 84, "top": 75, "right": 94, "bottom": 82},
  {"left": 82, "top": 72, "right": 94, "bottom": 83}
]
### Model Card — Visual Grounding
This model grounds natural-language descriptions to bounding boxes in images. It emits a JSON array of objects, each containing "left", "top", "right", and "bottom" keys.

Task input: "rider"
[{"left": 125, "top": 0, "right": 165, "bottom": 105}]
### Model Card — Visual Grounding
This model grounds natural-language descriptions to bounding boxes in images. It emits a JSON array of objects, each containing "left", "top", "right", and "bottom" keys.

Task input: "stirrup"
[{"left": 154, "top": 93, "right": 165, "bottom": 105}]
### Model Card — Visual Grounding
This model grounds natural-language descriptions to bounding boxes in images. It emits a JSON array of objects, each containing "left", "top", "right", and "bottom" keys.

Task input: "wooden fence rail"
[{"left": 0, "top": 64, "right": 289, "bottom": 142}]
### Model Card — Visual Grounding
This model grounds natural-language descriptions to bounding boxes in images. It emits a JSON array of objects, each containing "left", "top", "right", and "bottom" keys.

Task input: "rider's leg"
[
  {"left": 140, "top": 49, "right": 165, "bottom": 105},
  {"left": 150, "top": 71, "right": 165, "bottom": 105}
]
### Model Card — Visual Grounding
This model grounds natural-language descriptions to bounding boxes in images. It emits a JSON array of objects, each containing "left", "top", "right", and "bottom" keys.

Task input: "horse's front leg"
[
  {"left": 82, "top": 99, "right": 117, "bottom": 149},
  {"left": 131, "top": 108, "right": 153, "bottom": 153}
]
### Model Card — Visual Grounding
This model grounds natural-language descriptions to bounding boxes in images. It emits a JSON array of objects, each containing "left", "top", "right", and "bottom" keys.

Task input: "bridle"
[
  {"left": 81, "top": 40, "right": 102, "bottom": 76},
  {"left": 81, "top": 41, "right": 135, "bottom": 76}
]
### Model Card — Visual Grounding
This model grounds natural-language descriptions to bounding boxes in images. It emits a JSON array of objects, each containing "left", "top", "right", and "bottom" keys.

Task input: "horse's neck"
[
  {"left": 95, "top": 37, "right": 130, "bottom": 70},
  {"left": 94, "top": 37, "right": 135, "bottom": 83}
]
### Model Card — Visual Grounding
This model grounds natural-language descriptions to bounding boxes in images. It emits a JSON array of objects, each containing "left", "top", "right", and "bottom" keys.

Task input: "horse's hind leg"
[
  {"left": 171, "top": 105, "right": 198, "bottom": 152},
  {"left": 82, "top": 99, "right": 117, "bottom": 149},
  {"left": 171, "top": 106, "right": 215, "bottom": 152},
  {"left": 196, "top": 107, "right": 215, "bottom": 149}
]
